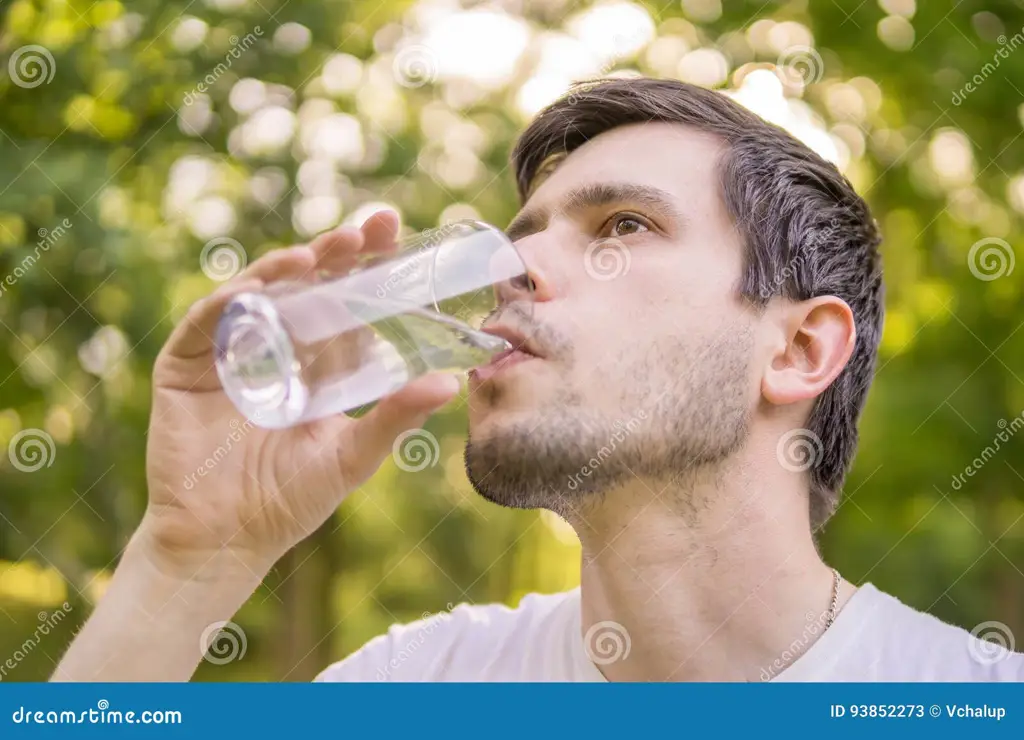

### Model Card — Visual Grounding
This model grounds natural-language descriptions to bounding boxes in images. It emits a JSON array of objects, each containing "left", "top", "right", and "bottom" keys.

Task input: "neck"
[{"left": 568, "top": 452, "right": 851, "bottom": 682}]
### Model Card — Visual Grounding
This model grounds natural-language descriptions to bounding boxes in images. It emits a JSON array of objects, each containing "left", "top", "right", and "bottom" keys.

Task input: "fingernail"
[
  {"left": 214, "top": 278, "right": 262, "bottom": 298},
  {"left": 441, "top": 374, "right": 462, "bottom": 394}
]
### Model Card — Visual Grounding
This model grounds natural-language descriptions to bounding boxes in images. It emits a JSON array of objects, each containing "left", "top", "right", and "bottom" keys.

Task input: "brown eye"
[{"left": 611, "top": 215, "right": 649, "bottom": 237}]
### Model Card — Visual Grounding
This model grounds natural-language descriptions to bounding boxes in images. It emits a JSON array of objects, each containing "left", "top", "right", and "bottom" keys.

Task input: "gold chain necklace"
[{"left": 824, "top": 567, "right": 841, "bottom": 630}]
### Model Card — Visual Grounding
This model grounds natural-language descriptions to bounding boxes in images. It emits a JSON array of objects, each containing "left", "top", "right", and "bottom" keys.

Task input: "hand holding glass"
[{"left": 214, "top": 220, "right": 531, "bottom": 429}]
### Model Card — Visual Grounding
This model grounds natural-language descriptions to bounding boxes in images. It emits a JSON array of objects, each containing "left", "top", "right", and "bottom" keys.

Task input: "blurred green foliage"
[{"left": 0, "top": 0, "right": 1022, "bottom": 680}]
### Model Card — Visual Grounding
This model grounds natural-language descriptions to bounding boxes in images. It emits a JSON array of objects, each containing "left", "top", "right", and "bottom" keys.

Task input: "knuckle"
[{"left": 185, "top": 296, "right": 210, "bottom": 324}]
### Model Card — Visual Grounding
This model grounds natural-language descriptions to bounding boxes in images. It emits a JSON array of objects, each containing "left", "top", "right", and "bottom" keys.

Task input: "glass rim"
[{"left": 366, "top": 217, "right": 533, "bottom": 318}]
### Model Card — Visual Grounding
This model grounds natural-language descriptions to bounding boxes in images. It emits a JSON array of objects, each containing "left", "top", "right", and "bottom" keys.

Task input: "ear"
[{"left": 762, "top": 296, "right": 856, "bottom": 406}]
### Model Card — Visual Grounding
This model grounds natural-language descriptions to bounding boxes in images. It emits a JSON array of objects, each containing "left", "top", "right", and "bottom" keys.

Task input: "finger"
[
  {"left": 376, "top": 371, "right": 463, "bottom": 413},
  {"left": 165, "top": 246, "right": 317, "bottom": 362},
  {"left": 308, "top": 225, "right": 365, "bottom": 274},
  {"left": 335, "top": 372, "right": 461, "bottom": 480},
  {"left": 308, "top": 215, "right": 400, "bottom": 278},
  {"left": 163, "top": 278, "right": 265, "bottom": 360},
  {"left": 234, "top": 245, "right": 317, "bottom": 284},
  {"left": 361, "top": 210, "right": 401, "bottom": 255}
]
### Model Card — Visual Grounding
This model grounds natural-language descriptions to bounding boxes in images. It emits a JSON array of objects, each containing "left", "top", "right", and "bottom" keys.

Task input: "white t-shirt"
[{"left": 314, "top": 583, "right": 1024, "bottom": 682}]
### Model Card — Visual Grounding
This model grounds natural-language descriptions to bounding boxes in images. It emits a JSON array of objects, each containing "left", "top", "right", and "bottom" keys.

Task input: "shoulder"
[
  {"left": 314, "top": 589, "right": 580, "bottom": 682},
  {"left": 837, "top": 584, "right": 1024, "bottom": 681}
]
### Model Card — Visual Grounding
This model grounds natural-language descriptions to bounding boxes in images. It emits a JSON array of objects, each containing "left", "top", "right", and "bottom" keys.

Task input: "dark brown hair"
[{"left": 511, "top": 77, "right": 884, "bottom": 529}]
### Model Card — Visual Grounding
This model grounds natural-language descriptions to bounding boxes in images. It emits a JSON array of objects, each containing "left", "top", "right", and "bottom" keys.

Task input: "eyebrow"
[{"left": 504, "top": 182, "right": 686, "bottom": 243}]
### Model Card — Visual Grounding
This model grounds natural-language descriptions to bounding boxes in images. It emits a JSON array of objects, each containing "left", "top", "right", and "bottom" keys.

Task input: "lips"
[
  {"left": 470, "top": 348, "right": 536, "bottom": 383},
  {"left": 470, "top": 324, "right": 541, "bottom": 382},
  {"left": 479, "top": 324, "right": 541, "bottom": 359}
]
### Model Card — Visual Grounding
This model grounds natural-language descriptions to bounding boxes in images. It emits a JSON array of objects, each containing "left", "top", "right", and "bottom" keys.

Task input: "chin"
[
  {"left": 463, "top": 419, "right": 565, "bottom": 512},
  {"left": 466, "top": 404, "right": 535, "bottom": 443},
  {"left": 467, "top": 368, "right": 550, "bottom": 420}
]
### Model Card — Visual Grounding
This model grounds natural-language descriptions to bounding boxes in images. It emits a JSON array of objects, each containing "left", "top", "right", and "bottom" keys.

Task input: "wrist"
[
  {"left": 53, "top": 516, "right": 272, "bottom": 682},
  {"left": 133, "top": 512, "right": 276, "bottom": 587}
]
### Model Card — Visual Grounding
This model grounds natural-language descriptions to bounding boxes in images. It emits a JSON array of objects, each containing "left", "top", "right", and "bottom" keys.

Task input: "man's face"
[{"left": 464, "top": 122, "right": 761, "bottom": 516}]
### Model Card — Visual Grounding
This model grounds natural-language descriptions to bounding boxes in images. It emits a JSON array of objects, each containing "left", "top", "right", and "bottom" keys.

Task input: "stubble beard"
[{"left": 464, "top": 326, "right": 754, "bottom": 521}]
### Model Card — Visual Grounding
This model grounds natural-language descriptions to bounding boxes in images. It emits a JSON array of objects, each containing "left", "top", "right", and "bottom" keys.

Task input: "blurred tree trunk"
[
  {"left": 272, "top": 523, "right": 336, "bottom": 681},
  {"left": 986, "top": 479, "right": 1023, "bottom": 638}
]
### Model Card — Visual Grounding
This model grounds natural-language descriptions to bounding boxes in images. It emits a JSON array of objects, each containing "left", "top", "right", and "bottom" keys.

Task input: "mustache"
[{"left": 486, "top": 303, "right": 570, "bottom": 359}]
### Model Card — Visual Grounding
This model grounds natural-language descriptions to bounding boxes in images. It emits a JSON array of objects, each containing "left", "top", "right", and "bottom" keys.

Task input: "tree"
[{"left": 0, "top": 0, "right": 1021, "bottom": 679}]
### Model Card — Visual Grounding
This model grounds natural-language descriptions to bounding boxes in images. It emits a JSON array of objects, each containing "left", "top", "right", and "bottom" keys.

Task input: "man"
[{"left": 55, "top": 78, "right": 1023, "bottom": 682}]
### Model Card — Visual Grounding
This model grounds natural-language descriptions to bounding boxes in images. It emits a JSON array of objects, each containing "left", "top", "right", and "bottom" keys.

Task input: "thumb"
[
  {"left": 378, "top": 371, "right": 463, "bottom": 415},
  {"left": 336, "top": 372, "right": 461, "bottom": 480}
]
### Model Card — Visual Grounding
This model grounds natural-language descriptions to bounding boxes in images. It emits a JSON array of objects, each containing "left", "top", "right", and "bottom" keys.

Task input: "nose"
[
  {"left": 499, "top": 271, "right": 536, "bottom": 300},
  {"left": 493, "top": 270, "right": 531, "bottom": 311},
  {"left": 494, "top": 233, "right": 554, "bottom": 307}
]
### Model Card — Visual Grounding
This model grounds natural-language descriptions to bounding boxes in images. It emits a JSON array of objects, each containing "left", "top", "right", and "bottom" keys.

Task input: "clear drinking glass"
[{"left": 214, "top": 220, "right": 531, "bottom": 429}]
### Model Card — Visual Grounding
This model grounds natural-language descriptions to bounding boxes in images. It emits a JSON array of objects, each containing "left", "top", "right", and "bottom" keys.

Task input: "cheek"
[
  {"left": 560, "top": 284, "right": 665, "bottom": 387},
  {"left": 569, "top": 285, "right": 639, "bottom": 342},
  {"left": 558, "top": 248, "right": 739, "bottom": 362},
  {"left": 635, "top": 248, "right": 739, "bottom": 318}
]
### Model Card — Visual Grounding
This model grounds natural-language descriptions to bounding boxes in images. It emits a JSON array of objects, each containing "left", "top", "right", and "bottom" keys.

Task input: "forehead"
[{"left": 525, "top": 122, "right": 725, "bottom": 213}]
